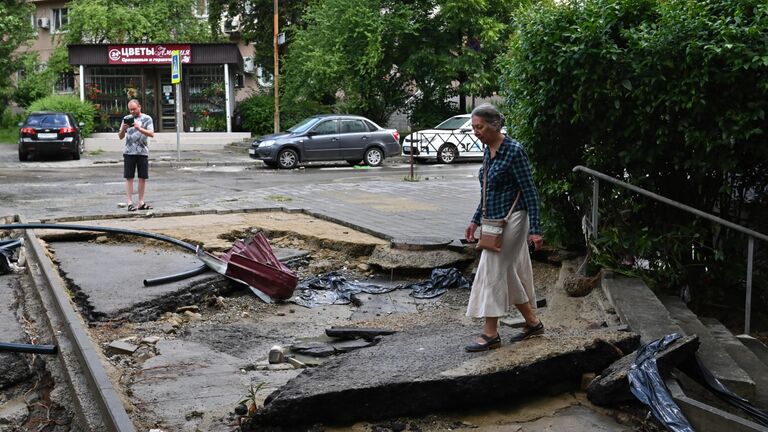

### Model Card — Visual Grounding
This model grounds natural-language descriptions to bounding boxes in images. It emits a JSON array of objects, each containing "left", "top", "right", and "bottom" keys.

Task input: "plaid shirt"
[{"left": 471, "top": 137, "right": 542, "bottom": 235}]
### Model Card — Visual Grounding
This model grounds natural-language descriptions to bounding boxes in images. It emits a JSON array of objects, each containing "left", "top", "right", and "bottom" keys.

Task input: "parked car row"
[
  {"left": 18, "top": 112, "right": 85, "bottom": 161},
  {"left": 16, "top": 111, "right": 491, "bottom": 166},
  {"left": 249, "top": 114, "right": 401, "bottom": 169}
]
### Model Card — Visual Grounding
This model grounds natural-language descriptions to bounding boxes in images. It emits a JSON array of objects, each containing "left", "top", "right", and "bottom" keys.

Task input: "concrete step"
[
  {"left": 737, "top": 335, "right": 768, "bottom": 367},
  {"left": 661, "top": 296, "right": 755, "bottom": 400},
  {"left": 702, "top": 318, "right": 768, "bottom": 409},
  {"left": 600, "top": 273, "right": 683, "bottom": 343}
]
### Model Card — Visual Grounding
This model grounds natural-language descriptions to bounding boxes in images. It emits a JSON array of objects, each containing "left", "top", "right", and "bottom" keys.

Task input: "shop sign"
[{"left": 108, "top": 44, "right": 191, "bottom": 65}]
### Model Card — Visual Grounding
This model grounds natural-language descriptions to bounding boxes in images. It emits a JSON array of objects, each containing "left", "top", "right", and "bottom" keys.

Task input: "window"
[
  {"left": 52, "top": 8, "right": 68, "bottom": 33},
  {"left": 54, "top": 72, "right": 75, "bottom": 94},
  {"left": 312, "top": 120, "right": 337, "bottom": 135},
  {"left": 193, "top": 0, "right": 208, "bottom": 18},
  {"left": 341, "top": 119, "right": 367, "bottom": 134}
]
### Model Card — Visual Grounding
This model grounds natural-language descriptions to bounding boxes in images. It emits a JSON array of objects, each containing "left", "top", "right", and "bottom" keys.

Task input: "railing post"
[
  {"left": 592, "top": 178, "right": 599, "bottom": 239},
  {"left": 745, "top": 236, "right": 754, "bottom": 334}
]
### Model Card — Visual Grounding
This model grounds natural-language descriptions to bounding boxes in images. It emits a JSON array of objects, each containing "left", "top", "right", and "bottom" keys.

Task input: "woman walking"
[{"left": 464, "top": 104, "right": 544, "bottom": 352}]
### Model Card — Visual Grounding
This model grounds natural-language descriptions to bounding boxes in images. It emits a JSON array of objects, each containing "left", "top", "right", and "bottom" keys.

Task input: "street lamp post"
[{"left": 273, "top": 0, "right": 280, "bottom": 133}]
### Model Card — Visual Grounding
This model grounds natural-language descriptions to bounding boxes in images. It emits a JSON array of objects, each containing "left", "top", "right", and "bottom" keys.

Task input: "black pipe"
[
  {"left": 0, "top": 239, "right": 22, "bottom": 251},
  {"left": 0, "top": 342, "right": 58, "bottom": 355},
  {"left": 143, "top": 264, "right": 210, "bottom": 287},
  {"left": 0, "top": 223, "right": 197, "bottom": 252}
]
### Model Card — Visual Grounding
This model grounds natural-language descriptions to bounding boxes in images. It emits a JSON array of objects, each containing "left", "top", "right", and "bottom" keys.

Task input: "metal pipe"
[
  {"left": 0, "top": 223, "right": 197, "bottom": 252},
  {"left": 591, "top": 179, "right": 599, "bottom": 239},
  {"left": 573, "top": 165, "right": 768, "bottom": 243},
  {"left": 143, "top": 264, "right": 209, "bottom": 287},
  {"left": 745, "top": 237, "right": 754, "bottom": 334},
  {"left": 0, "top": 239, "right": 23, "bottom": 250},
  {"left": 0, "top": 342, "right": 58, "bottom": 355}
]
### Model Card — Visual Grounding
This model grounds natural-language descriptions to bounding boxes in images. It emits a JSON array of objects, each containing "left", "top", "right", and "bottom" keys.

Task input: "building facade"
[{"left": 20, "top": 0, "right": 264, "bottom": 133}]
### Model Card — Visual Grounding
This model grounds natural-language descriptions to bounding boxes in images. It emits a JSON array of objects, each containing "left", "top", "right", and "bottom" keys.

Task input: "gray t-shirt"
[{"left": 122, "top": 113, "right": 154, "bottom": 156}]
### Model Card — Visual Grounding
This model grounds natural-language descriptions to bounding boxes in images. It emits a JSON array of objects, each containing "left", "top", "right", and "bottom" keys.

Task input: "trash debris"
[
  {"left": 627, "top": 333, "right": 694, "bottom": 432},
  {"left": 290, "top": 268, "right": 470, "bottom": 308},
  {"left": 290, "top": 272, "right": 397, "bottom": 308},
  {"left": 197, "top": 232, "right": 298, "bottom": 302},
  {"left": 325, "top": 327, "right": 396, "bottom": 341},
  {"left": 268, "top": 345, "right": 285, "bottom": 364},
  {"left": 400, "top": 267, "right": 471, "bottom": 299},
  {"left": 0, "top": 238, "right": 24, "bottom": 275}
]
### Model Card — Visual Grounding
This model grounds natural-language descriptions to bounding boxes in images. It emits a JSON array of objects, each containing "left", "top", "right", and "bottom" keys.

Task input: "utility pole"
[{"left": 273, "top": 0, "right": 280, "bottom": 133}]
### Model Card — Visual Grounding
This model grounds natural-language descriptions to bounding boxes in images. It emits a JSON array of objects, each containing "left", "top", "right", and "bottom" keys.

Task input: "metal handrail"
[{"left": 573, "top": 165, "right": 765, "bottom": 334}]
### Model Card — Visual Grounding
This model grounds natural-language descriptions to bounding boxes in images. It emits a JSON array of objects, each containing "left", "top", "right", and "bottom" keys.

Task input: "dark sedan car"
[
  {"left": 18, "top": 111, "right": 85, "bottom": 161},
  {"left": 249, "top": 114, "right": 401, "bottom": 169}
]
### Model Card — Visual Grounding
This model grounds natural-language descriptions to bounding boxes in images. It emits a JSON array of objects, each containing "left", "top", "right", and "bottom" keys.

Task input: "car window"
[
  {"left": 363, "top": 120, "right": 379, "bottom": 131},
  {"left": 311, "top": 120, "right": 337, "bottom": 135},
  {"left": 435, "top": 116, "right": 470, "bottom": 130},
  {"left": 27, "top": 114, "right": 70, "bottom": 128},
  {"left": 287, "top": 117, "right": 319, "bottom": 134},
  {"left": 341, "top": 120, "right": 367, "bottom": 134}
]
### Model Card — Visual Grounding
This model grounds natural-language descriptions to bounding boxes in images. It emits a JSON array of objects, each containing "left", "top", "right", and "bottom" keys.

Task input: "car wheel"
[
  {"left": 346, "top": 159, "right": 363, "bottom": 166},
  {"left": 263, "top": 161, "right": 278, "bottom": 168},
  {"left": 79, "top": 136, "right": 85, "bottom": 154},
  {"left": 18, "top": 149, "right": 28, "bottom": 162},
  {"left": 72, "top": 149, "right": 81, "bottom": 160},
  {"left": 277, "top": 149, "right": 299, "bottom": 169},
  {"left": 436, "top": 144, "right": 458, "bottom": 164},
  {"left": 364, "top": 147, "right": 384, "bottom": 167}
]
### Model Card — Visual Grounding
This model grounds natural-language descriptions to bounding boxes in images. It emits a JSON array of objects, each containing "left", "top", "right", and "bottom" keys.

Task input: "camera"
[{"left": 123, "top": 116, "right": 135, "bottom": 127}]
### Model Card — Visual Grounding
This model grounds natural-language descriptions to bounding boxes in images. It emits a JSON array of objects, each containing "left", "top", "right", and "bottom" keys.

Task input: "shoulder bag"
[{"left": 476, "top": 157, "right": 521, "bottom": 253}]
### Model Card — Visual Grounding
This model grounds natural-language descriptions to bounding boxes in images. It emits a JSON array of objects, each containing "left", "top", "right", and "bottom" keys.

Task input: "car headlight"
[{"left": 257, "top": 140, "right": 276, "bottom": 148}]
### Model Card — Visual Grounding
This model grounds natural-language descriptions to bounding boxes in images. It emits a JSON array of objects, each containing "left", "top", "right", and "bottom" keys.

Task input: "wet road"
[{"left": 0, "top": 143, "right": 482, "bottom": 240}]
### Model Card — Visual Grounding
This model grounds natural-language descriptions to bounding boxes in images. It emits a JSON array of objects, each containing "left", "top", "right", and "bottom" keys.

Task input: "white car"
[{"left": 402, "top": 114, "right": 504, "bottom": 164}]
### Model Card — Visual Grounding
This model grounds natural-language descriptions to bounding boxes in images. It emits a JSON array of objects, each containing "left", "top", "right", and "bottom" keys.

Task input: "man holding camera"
[{"left": 118, "top": 99, "right": 155, "bottom": 211}]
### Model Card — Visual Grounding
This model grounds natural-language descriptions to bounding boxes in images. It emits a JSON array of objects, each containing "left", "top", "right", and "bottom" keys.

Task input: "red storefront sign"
[{"left": 107, "top": 44, "right": 191, "bottom": 65}]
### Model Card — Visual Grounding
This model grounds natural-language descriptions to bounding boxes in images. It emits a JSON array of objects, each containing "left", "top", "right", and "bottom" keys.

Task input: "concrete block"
[
  {"left": 662, "top": 296, "right": 755, "bottom": 400},
  {"left": 667, "top": 379, "right": 766, "bottom": 432}
]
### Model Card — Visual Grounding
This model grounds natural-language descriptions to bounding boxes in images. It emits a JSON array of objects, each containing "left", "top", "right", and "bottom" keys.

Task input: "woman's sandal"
[
  {"left": 464, "top": 333, "right": 501, "bottom": 352},
  {"left": 509, "top": 321, "right": 544, "bottom": 343},
  {"left": 127, "top": 204, "right": 137, "bottom": 212},
  {"left": 137, "top": 203, "right": 153, "bottom": 210}
]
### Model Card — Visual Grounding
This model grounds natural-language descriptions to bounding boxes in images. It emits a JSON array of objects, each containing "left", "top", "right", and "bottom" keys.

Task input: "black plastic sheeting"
[
  {"left": 0, "top": 239, "right": 23, "bottom": 275},
  {"left": 628, "top": 333, "right": 694, "bottom": 432},
  {"left": 402, "top": 268, "right": 471, "bottom": 299},
  {"left": 291, "top": 268, "right": 471, "bottom": 308},
  {"left": 679, "top": 353, "right": 768, "bottom": 427}
]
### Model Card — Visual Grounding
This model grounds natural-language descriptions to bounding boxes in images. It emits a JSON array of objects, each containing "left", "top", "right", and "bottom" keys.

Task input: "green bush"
[
  {"left": 28, "top": 95, "right": 97, "bottom": 136},
  {"left": 237, "top": 92, "right": 331, "bottom": 137},
  {"left": 501, "top": 0, "right": 768, "bottom": 319}
]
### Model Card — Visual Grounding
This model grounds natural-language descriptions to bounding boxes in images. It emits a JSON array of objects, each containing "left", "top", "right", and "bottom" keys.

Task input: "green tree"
[
  {"left": 64, "top": 0, "right": 214, "bottom": 44},
  {"left": 500, "top": 0, "right": 768, "bottom": 320},
  {"left": 12, "top": 53, "right": 55, "bottom": 108},
  {"left": 0, "top": 0, "right": 35, "bottom": 106},
  {"left": 282, "top": 0, "right": 418, "bottom": 124},
  {"left": 210, "top": 0, "right": 309, "bottom": 77}
]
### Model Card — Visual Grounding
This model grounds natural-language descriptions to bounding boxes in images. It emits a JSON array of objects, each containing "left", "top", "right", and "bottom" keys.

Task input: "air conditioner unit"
[
  {"left": 221, "top": 16, "right": 241, "bottom": 34},
  {"left": 243, "top": 57, "right": 255, "bottom": 74},
  {"left": 37, "top": 17, "right": 50, "bottom": 29}
]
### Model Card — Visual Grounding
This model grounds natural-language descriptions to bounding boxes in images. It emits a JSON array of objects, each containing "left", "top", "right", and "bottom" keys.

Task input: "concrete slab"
[
  {"left": 702, "top": 318, "right": 768, "bottom": 408},
  {"left": 251, "top": 324, "right": 639, "bottom": 427},
  {"left": 49, "top": 241, "right": 220, "bottom": 320},
  {"left": 129, "top": 339, "right": 300, "bottom": 432},
  {"left": 661, "top": 296, "right": 755, "bottom": 400},
  {"left": 601, "top": 273, "right": 683, "bottom": 343},
  {"left": 0, "top": 274, "right": 34, "bottom": 389}
]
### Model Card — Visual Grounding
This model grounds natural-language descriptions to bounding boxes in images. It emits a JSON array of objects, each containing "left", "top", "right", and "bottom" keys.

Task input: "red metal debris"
[{"left": 196, "top": 232, "right": 297, "bottom": 301}]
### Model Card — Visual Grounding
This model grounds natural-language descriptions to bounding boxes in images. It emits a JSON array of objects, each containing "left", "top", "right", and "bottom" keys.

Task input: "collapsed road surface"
[{"left": 1, "top": 210, "right": 664, "bottom": 431}]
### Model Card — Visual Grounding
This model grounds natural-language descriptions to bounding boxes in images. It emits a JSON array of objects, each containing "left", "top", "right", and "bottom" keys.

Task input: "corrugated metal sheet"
[{"left": 68, "top": 44, "right": 242, "bottom": 66}]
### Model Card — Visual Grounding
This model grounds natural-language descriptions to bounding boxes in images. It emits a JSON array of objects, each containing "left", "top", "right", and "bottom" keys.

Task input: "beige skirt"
[{"left": 466, "top": 210, "right": 536, "bottom": 318}]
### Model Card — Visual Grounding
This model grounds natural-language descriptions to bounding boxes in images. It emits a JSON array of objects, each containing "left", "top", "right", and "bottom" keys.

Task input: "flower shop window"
[{"left": 186, "top": 65, "right": 226, "bottom": 132}]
